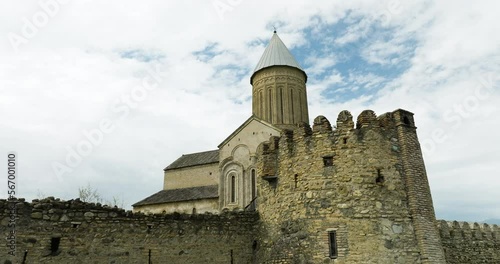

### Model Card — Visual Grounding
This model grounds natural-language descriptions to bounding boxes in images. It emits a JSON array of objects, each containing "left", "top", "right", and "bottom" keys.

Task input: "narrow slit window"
[
  {"left": 259, "top": 91, "right": 263, "bottom": 117},
  {"left": 268, "top": 89, "right": 272, "bottom": 121},
  {"left": 251, "top": 169, "right": 256, "bottom": 199},
  {"left": 328, "top": 231, "right": 338, "bottom": 259},
  {"left": 230, "top": 175, "right": 236, "bottom": 203},
  {"left": 280, "top": 87, "right": 284, "bottom": 123},
  {"left": 294, "top": 174, "right": 299, "bottom": 188},
  {"left": 323, "top": 156, "right": 333, "bottom": 167},
  {"left": 299, "top": 92, "right": 303, "bottom": 121},
  {"left": 290, "top": 89, "right": 294, "bottom": 123},
  {"left": 376, "top": 169, "right": 384, "bottom": 183}
]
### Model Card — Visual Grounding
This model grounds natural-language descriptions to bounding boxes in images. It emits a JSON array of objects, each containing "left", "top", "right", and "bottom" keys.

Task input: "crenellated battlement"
[
  {"left": 438, "top": 220, "right": 500, "bottom": 241},
  {"left": 257, "top": 109, "right": 406, "bottom": 164},
  {"left": 439, "top": 220, "right": 500, "bottom": 263}
]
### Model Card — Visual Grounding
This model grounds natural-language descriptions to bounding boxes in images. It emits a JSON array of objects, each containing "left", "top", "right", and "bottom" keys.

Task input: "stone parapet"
[{"left": 0, "top": 197, "right": 258, "bottom": 263}]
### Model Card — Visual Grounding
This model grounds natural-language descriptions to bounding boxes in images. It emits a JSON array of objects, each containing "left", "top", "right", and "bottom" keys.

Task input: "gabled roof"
[
  {"left": 132, "top": 185, "right": 218, "bottom": 207},
  {"left": 251, "top": 32, "right": 306, "bottom": 84},
  {"left": 164, "top": 150, "right": 219, "bottom": 171},
  {"left": 217, "top": 115, "right": 281, "bottom": 148}
]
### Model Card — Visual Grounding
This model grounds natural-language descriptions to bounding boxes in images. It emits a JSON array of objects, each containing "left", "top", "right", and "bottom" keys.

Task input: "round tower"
[{"left": 250, "top": 32, "right": 309, "bottom": 129}]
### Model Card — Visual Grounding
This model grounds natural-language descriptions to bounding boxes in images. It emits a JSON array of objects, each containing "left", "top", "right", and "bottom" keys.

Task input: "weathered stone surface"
[
  {"left": 255, "top": 109, "right": 451, "bottom": 263},
  {"left": 0, "top": 198, "right": 258, "bottom": 264},
  {"left": 31, "top": 212, "right": 42, "bottom": 219},
  {"left": 439, "top": 221, "right": 500, "bottom": 263},
  {"left": 83, "top": 212, "right": 94, "bottom": 218}
]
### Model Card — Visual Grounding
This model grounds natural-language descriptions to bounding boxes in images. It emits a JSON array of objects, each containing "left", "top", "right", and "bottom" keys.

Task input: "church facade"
[{"left": 133, "top": 32, "right": 309, "bottom": 214}]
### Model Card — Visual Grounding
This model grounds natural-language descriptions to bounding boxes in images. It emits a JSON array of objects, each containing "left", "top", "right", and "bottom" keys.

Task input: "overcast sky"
[{"left": 1, "top": 0, "right": 499, "bottom": 222}]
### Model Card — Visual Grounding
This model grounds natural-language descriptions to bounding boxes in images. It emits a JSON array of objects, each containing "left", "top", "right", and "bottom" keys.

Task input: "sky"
[{"left": 0, "top": 0, "right": 499, "bottom": 222}]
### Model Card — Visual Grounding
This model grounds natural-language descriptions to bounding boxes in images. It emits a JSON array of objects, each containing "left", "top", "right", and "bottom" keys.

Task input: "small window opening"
[
  {"left": 147, "top": 223, "right": 153, "bottom": 230},
  {"left": 294, "top": 174, "right": 299, "bottom": 188},
  {"left": 71, "top": 222, "right": 81, "bottom": 228},
  {"left": 343, "top": 138, "right": 347, "bottom": 144},
  {"left": 192, "top": 207, "right": 197, "bottom": 214},
  {"left": 230, "top": 175, "right": 236, "bottom": 203},
  {"left": 251, "top": 170, "right": 256, "bottom": 199},
  {"left": 323, "top": 156, "right": 333, "bottom": 167},
  {"left": 328, "top": 231, "right": 338, "bottom": 259},
  {"left": 209, "top": 172, "right": 212, "bottom": 175},
  {"left": 376, "top": 169, "right": 385, "bottom": 184},
  {"left": 403, "top": 116, "right": 411, "bottom": 125},
  {"left": 50, "top": 237, "right": 61, "bottom": 254}
]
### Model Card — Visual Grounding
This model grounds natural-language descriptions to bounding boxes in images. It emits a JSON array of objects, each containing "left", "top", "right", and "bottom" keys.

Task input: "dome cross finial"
[{"left": 273, "top": 26, "right": 277, "bottom": 34}]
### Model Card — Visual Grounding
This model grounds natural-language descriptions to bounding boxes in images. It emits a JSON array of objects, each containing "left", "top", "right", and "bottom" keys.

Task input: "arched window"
[
  {"left": 279, "top": 87, "right": 284, "bottom": 123},
  {"left": 268, "top": 89, "right": 272, "bottom": 121},
  {"left": 259, "top": 90, "right": 263, "bottom": 117},
  {"left": 290, "top": 89, "right": 294, "bottom": 123},
  {"left": 251, "top": 169, "right": 256, "bottom": 199},
  {"left": 230, "top": 174, "right": 236, "bottom": 203}
]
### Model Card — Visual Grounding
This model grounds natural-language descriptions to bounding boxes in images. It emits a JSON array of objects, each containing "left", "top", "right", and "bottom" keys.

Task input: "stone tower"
[
  {"left": 250, "top": 31, "right": 309, "bottom": 129},
  {"left": 393, "top": 109, "right": 447, "bottom": 263},
  {"left": 254, "top": 109, "right": 448, "bottom": 263}
]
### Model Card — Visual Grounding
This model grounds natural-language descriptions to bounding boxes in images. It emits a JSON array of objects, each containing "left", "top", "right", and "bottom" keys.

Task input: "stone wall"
[
  {"left": 255, "top": 110, "right": 427, "bottom": 263},
  {"left": 393, "top": 109, "right": 447, "bottom": 263},
  {"left": 257, "top": 110, "right": 445, "bottom": 263},
  {"left": 438, "top": 220, "right": 500, "bottom": 263},
  {"left": 0, "top": 197, "right": 258, "bottom": 264}
]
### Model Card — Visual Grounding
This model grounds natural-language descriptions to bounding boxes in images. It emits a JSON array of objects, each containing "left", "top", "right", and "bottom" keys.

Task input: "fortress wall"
[
  {"left": 255, "top": 110, "right": 424, "bottom": 263},
  {"left": 0, "top": 197, "right": 258, "bottom": 264},
  {"left": 438, "top": 220, "right": 500, "bottom": 263}
]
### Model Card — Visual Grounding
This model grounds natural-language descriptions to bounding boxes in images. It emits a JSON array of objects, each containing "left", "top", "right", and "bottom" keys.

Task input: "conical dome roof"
[{"left": 251, "top": 32, "right": 307, "bottom": 84}]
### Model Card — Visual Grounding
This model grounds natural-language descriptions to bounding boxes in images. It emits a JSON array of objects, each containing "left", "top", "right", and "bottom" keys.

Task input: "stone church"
[{"left": 133, "top": 31, "right": 309, "bottom": 214}]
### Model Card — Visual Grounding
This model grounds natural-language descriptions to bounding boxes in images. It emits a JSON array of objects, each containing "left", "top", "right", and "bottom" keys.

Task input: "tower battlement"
[
  {"left": 255, "top": 108, "right": 447, "bottom": 263},
  {"left": 439, "top": 220, "right": 500, "bottom": 263},
  {"left": 257, "top": 109, "right": 409, "bottom": 169},
  {"left": 439, "top": 220, "right": 500, "bottom": 241}
]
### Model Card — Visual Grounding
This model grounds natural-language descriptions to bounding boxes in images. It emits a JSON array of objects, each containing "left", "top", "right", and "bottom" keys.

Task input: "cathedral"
[{"left": 133, "top": 31, "right": 310, "bottom": 214}]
